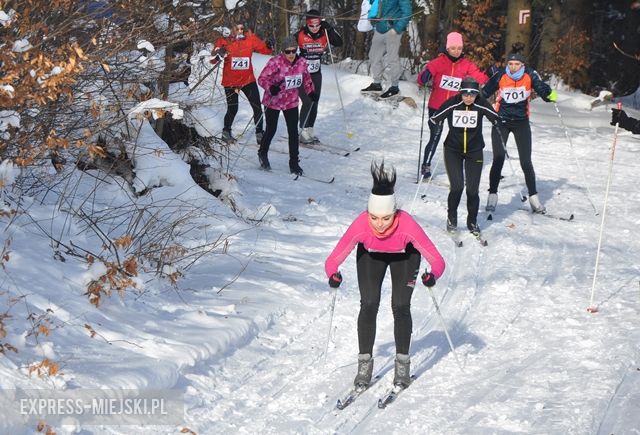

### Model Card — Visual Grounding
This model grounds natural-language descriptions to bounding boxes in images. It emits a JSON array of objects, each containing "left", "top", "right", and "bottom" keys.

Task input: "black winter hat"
[
  {"left": 459, "top": 77, "right": 480, "bottom": 94},
  {"left": 507, "top": 51, "right": 526, "bottom": 63},
  {"left": 306, "top": 9, "right": 321, "bottom": 20}
]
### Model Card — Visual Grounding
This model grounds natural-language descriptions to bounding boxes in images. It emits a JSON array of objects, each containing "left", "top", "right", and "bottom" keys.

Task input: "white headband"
[{"left": 368, "top": 193, "right": 396, "bottom": 215}]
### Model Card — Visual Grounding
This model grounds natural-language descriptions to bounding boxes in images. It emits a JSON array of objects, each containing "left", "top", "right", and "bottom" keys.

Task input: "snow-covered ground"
[{"left": 1, "top": 54, "right": 639, "bottom": 434}]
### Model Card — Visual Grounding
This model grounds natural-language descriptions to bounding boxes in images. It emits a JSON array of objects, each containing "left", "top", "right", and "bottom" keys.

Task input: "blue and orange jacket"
[{"left": 481, "top": 66, "right": 552, "bottom": 121}]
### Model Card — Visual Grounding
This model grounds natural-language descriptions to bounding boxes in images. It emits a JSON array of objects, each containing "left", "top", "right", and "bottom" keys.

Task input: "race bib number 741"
[
  {"left": 231, "top": 57, "right": 250, "bottom": 70},
  {"left": 284, "top": 74, "right": 303, "bottom": 90}
]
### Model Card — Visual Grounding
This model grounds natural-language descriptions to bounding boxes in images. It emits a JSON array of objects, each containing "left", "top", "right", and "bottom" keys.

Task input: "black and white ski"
[
  {"left": 446, "top": 230, "right": 463, "bottom": 247},
  {"left": 336, "top": 385, "right": 368, "bottom": 410},
  {"left": 517, "top": 208, "right": 575, "bottom": 222},
  {"left": 377, "top": 376, "right": 416, "bottom": 409},
  {"left": 470, "top": 231, "right": 489, "bottom": 247},
  {"left": 335, "top": 375, "right": 381, "bottom": 410},
  {"left": 293, "top": 174, "right": 335, "bottom": 184}
]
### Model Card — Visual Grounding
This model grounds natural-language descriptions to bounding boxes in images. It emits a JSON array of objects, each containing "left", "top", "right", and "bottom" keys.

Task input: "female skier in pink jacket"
[
  {"left": 257, "top": 35, "right": 316, "bottom": 175},
  {"left": 325, "top": 161, "right": 446, "bottom": 390}
]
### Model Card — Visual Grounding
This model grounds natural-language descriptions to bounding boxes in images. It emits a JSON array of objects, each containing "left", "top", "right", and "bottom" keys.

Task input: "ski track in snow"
[{"left": 3, "top": 55, "right": 640, "bottom": 434}]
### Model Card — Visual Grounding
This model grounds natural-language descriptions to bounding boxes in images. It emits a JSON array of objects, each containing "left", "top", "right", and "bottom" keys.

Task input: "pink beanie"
[{"left": 446, "top": 32, "right": 463, "bottom": 49}]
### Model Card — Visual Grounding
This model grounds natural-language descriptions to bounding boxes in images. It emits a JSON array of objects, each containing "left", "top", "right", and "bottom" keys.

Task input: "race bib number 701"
[
  {"left": 284, "top": 74, "right": 303, "bottom": 90},
  {"left": 500, "top": 86, "right": 529, "bottom": 104}
]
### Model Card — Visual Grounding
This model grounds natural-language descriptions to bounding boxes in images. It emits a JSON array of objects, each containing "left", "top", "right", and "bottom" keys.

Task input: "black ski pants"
[
  {"left": 422, "top": 108, "right": 444, "bottom": 166},
  {"left": 223, "top": 82, "right": 264, "bottom": 134},
  {"left": 258, "top": 106, "right": 299, "bottom": 166},
  {"left": 355, "top": 243, "right": 421, "bottom": 356},
  {"left": 299, "top": 72, "right": 323, "bottom": 129},
  {"left": 444, "top": 147, "right": 484, "bottom": 227},
  {"left": 489, "top": 119, "right": 538, "bottom": 195}
]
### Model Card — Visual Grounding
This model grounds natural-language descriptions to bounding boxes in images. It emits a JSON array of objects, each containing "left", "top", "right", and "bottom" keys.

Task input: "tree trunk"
[
  {"left": 561, "top": 0, "right": 591, "bottom": 88},
  {"left": 279, "top": 0, "right": 289, "bottom": 40},
  {"left": 538, "top": 0, "right": 561, "bottom": 72},
  {"left": 441, "top": 0, "right": 460, "bottom": 36},
  {"left": 505, "top": 0, "right": 532, "bottom": 58},
  {"left": 355, "top": 31, "right": 366, "bottom": 60},
  {"left": 422, "top": 0, "right": 440, "bottom": 57}
]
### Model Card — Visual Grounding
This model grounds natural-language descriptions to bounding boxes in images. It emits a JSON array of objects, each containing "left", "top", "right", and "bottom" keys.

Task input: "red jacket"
[
  {"left": 213, "top": 32, "right": 272, "bottom": 88},
  {"left": 417, "top": 53, "right": 488, "bottom": 110}
]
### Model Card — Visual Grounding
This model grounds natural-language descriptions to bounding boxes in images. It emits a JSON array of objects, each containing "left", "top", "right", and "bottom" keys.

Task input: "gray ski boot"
[
  {"left": 354, "top": 353, "right": 374, "bottom": 388},
  {"left": 393, "top": 353, "right": 411, "bottom": 388}
]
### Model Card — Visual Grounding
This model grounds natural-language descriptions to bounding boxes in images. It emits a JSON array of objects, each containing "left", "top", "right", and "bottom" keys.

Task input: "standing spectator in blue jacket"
[{"left": 360, "top": 0, "right": 412, "bottom": 98}]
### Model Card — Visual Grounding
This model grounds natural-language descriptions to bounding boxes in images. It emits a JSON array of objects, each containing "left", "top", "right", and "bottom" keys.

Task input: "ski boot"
[
  {"left": 529, "top": 194, "right": 546, "bottom": 214},
  {"left": 485, "top": 193, "right": 498, "bottom": 212},
  {"left": 393, "top": 354, "right": 411, "bottom": 388},
  {"left": 354, "top": 353, "right": 374, "bottom": 388}
]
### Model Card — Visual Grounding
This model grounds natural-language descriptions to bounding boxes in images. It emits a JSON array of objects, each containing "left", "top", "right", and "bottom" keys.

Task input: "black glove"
[
  {"left": 269, "top": 84, "right": 280, "bottom": 96},
  {"left": 611, "top": 108, "right": 628, "bottom": 126},
  {"left": 320, "top": 20, "right": 332, "bottom": 31},
  {"left": 265, "top": 37, "right": 275, "bottom": 50},
  {"left": 328, "top": 272, "right": 342, "bottom": 288},
  {"left": 215, "top": 46, "right": 227, "bottom": 59},
  {"left": 486, "top": 64, "right": 500, "bottom": 78},
  {"left": 421, "top": 271, "right": 436, "bottom": 287},
  {"left": 308, "top": 91, "right": 319, "bottom": 102}
]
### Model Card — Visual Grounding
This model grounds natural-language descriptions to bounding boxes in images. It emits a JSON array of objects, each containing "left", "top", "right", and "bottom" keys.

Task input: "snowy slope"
[{"left": 1, "top": 55, "right": 639, "bottom": 434}]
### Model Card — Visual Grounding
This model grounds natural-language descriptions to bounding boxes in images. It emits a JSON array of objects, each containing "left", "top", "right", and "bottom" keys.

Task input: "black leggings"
[
  {"left": 489, "top": 119, "right": 537, "bottom": 195},
  {"left": 223, "top": 82, "right": 264, "bottom": 133},
  {"left": 258, "top": 106, "right": 299, "bottom": 164},
  {"left": 356, "top": 243, "right": 421, "bottom": 355},
  {"left": 422, "top": 107, "right": 444, "bottom": 166},
  {"left": 444, "top": 147, "right": 483, "bottom": 226},
  {"left": 299, "top": 72, "right": 322, "bottom": 128}
]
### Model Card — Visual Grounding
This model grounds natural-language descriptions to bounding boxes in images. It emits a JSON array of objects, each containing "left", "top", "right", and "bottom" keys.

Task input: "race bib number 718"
[{"left": 284, "top": 74, "right": 303, "bottom": 90}]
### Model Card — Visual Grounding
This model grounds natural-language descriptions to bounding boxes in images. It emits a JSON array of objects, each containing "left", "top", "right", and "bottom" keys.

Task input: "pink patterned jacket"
[
  {"left": 325, "top": 210, "right": 446, "bottom": 279},
  {"left": 258, "top": 53, "right": 314, "bottom": 110}
]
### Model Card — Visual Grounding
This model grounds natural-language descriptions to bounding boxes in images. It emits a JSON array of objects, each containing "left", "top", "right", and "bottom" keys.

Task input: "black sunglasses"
[{"left": 283, "top": 49, "right": 297, "bottom": 54}]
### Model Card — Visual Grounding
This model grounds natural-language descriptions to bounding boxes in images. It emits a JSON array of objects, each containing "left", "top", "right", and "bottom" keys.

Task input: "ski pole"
[
  {"left": 495, "top": 124, "right": 527, "bottom": 202},
  {"left": 553, "top": 102, "right": 599, "bottom": 215},
  {"left": 408, "top": 156, "right": 442, "bottom": 213},
  {"left": 426, "top": 287, "right": 463, "bottom": 372},
  {"left": 325, "top": 29, "right": 354, "bottom": 139},
  {"left": 416, "top": 88, "right": 428, "bottom": 183},
  {"left": 189, "top": 59, "right": 221, "bottom": 95},
  {"left": 323, "top": 287, "right": 338, "bottom": 365},
  {"left": 587, "top": 102, "right": 622, "bottom": 314}
]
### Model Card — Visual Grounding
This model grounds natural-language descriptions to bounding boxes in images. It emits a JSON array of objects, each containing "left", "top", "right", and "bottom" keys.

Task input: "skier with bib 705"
[{"left": 429, "top": 77, "right": 499, "bottom": 238}]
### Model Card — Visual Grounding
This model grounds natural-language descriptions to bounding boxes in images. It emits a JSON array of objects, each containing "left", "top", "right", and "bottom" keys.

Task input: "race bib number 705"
[{"left": 452, "top": 110, "right": 478, "bottom": 128}]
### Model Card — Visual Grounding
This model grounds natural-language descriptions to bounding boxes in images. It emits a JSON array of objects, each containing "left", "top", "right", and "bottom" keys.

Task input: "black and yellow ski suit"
[{"left": 430, "top": 94, "right": 499, "bottom": 227}]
